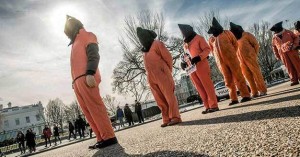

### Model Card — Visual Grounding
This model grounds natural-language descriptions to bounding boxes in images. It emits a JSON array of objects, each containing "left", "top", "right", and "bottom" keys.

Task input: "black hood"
[
  {"left": 270, "top": 21, "right": 283, "bottom": 33},
  {"left": 64, "top": 15, "right": 84, "bottom": 46},
  {"left": 294, "top": 21, "right": 300, "bottom": 30},
  {"left": 178, "top": 24, "right": 196, "bottom": 43},
  {"left": 230, "top": 22, "right": 244, "bottom": 40},
  {"left": 208, "top": 17, "right": 224, "bottom": 37},
  {"left": 136, "top": 27, "right": 157, "bottom": 52}
]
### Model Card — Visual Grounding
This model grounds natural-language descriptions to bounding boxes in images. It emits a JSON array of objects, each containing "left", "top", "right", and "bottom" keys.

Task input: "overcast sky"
[{"left": 0, "top": 0, "right": 299, "bottom": 107}]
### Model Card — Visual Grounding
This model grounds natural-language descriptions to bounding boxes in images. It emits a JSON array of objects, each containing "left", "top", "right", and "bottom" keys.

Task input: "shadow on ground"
[
  {"left": 92, "top": 144, "right": 208, "bottom": 157},
  {"left": 180, "top": 105, "right": 300, "bottom": 126},
  {"left": 220, "top": 88, "right": 300, "bottom": 112}
]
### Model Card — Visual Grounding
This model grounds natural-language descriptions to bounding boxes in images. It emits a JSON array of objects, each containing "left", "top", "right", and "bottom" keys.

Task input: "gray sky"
[{"left": 0, "top": 0, "right": 299, "bottom": 107}]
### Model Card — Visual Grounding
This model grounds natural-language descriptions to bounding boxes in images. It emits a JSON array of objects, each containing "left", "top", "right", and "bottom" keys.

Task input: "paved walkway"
[{"left": 10, "top": 82, "right": 300, "bottom": 156}]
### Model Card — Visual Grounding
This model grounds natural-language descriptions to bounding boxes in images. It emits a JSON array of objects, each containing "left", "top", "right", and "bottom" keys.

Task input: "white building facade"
[{"left": 0, "top": 103, "right": 45, "bottom": 141}]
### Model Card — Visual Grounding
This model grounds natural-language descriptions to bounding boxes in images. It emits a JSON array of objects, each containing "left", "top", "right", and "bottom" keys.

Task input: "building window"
[
  {"left": 36, "top": 115, "right": 40, "bottom": 121},
  {"left": 4, "top": 120, "right": 9, "bottom": 127},
  {"left": 25, "top": 116, "right": 30, "bottom": 123},
  {"left": 15, "top": 118, "right": 20, "bottom": 125}
]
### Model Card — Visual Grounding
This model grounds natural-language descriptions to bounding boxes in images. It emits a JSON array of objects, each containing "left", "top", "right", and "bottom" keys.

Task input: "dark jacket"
[
  {"left": 134, "top": 102, "right": 142, "bottom": 113},
  {"left": 69, "top": 122, "right": 75, "bottom": 131},
  {"left": 116, "top": 108, "right": 124, "bottom": 118},
  {"left": 16, "top": 133, "right": 25, "bottom": 143},
  {"left": 25, "top": 131, "right": 36, "bottom": 147},
  {"left": 124, "top": 106, "right": 133, "bottom": 118},
  {"left": 53, "top": 126, "right": 59, "bottom": 136}
]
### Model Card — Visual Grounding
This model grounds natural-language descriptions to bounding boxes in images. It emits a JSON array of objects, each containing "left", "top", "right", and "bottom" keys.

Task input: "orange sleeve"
[
  {"left": 86, "top": 32, "right": 98, "bottom": 47},
  {"left": 198, "top": 35, "right": 211, "bottom": 60},
  {"left": 291, "top": 31, "right": 299, "bottom": 48},
  {"left": 272, "top": 37, "right": 281, "bottom": 60},
  {"left": 226, "top": 31, "right": 238, "bottom": 51},
  {"left": 157, "top": 41, "right": 173, "bottom": 71},
  {"left": 208, "top": 37, "right": 215, "bottom": 56},
  {"left": 247, "top": 33, "right": 260, "bottom": 54}
]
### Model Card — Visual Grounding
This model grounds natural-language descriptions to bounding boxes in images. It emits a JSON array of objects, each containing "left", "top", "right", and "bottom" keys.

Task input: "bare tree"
[
  {"left": 64, "top": 101, "right": 83, "bottom": 122},
  {"left": 249, "top": 21, "right": 280, "bottom": 81},
  {"left": 112, "top": 11, "right": 183, "bottom": 101},
  {"left": 45, "top": 98, "right": 65, "bottom": 130},
  {"left": 102, "top": 95, "right": 120, "bottom": 116}
]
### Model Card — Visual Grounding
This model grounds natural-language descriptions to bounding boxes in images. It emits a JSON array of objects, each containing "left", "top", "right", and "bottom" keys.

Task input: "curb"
[{"left": 23, "top": 105, "right": 202, "bottom": 156}]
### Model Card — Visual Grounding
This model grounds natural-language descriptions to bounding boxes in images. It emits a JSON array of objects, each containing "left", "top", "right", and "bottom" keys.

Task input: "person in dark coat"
[
  {"left": 25, "top": 129, "right": 36, "bottom": 153},
  {"left": 124, "top": 104, "right": 134, "bottom": 126},
  {"left": 68, "top": 121, "right": 76, "bottom": 140},
  {"left": 16, "top": 131, "right": 25, "bottom": 154},
  {"left": 53, "top": 124, "right": 62, "bottom": 145},
  {"left": 134, "top": 100, "right": 144, "bottom": 123},
  {"left": 77, "top": 115, "right": 86, "bottom": 138},
  {"left": 116, "top": 106, "right": 125, "bottom": 127},
  {"left": 75, "top": 118, "right": 82, "bottom": 138},
  {"left": 43, "top": 125, "right": 52, "bottom": 147}
]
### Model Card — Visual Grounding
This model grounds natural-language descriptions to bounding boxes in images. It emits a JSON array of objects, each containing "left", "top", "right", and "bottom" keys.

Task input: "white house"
[{"left": 0, "top": 102, "right": 45, "bottom": 142}]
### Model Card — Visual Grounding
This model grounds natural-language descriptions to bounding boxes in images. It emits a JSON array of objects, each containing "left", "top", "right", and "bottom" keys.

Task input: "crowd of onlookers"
[
  {"left": 1, "top": 101, "right": 145, "bottom": 156},
  {"left": 115, "top": 100, "right": 145, "bottom": 128}
]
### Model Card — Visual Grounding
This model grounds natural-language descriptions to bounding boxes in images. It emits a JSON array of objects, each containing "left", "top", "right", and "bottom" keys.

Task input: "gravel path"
[{"left": 30, "top": 82, "right": 300, "bottom": 157}]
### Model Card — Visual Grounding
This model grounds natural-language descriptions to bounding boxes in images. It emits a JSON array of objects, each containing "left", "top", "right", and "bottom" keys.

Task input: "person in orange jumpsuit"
[
  {"left": 294, "top": 21, "right": 300, "bottom": 50},
  {"left": 64, "top": 15, "right": 117, "bottom": 149},
  {"left": 178, "top": 24, "right": 219, "bottom": 114},
  {"left": 208, "top": 17, "right": 251, "bottom": 105},
  {"left": 270, "top": 21, "right": 300, "bottom": 86},
  {"left": 230, "top": 22, "right": 267, "bottom": 97},
  {"left": 136, "top": 27, "right": 181, "bottom": 127}
]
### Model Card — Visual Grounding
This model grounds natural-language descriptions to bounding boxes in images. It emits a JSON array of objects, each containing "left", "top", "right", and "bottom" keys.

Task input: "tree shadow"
[
  {"left": 180, "top": 105, "right": 300, "bottom": 126},
  {"left": 92, "top": 144, "right": 208, "bottom": 157},
  {"left": 220, "top": 90, "right": 300, "bottom": 112}
]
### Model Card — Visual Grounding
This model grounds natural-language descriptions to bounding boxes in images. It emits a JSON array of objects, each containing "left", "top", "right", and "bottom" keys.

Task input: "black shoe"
[
  {"left": 208, "top": 107, "right": 219, "bottom": 113},
  {"left": 291, "top": 82, "right": 299, "bottom": 86},
  {"left": 202, "top": 109, "right": 210, "bottom": 114},
  {"left": 229, "top": 100, "right": 239, "bottom": 106},
  {"left": 240, "top": 97, "right": 251, "bottom": 103},
  {"left": 89, "top": 137, "right": 118, "bottom": 149}
]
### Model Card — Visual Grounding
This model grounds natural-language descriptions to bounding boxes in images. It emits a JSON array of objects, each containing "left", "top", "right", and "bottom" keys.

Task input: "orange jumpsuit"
[
  {"left": 143, "top": 40, "right": 181, "bottom": 124},
  {"left": 209, "top": 30, "right": 250, "bottom": 101},
  {"left": 71, "top": 29, "right": 115, "bottom": 142},
  {"left": 237, "top": 32, "right": 267, "bottom": 96},
  {"left": 186, "top": 35, "right": 218, "bottom": 109},
  {"left": 272, "top": 30, "right": 300, "bottom": 83}
]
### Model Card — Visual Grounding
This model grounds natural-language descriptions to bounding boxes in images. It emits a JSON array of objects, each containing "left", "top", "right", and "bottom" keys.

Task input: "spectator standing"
[
  {"left": 43, "top": 125, "right": 52, "bottom": 147},
  {"left": 124, "top": 104, "right": 134, "bottom": 126},
  {"left": 25, "top": 129, "right": 36, "bottom": 153},
  {"left": 68, "top": 121, "right": 76, "bottom": 140},
  {"left": 53, "top": 124, "right": 62, "bottom": 145},
  {"left": 116, "top": 106, "right": 125, "bottom": 128},
  {"left": 134, "top": 100, "right": 144, "bottom": 123},
  {"left": 16, "top": 131, "right": 25, "bottom": 154}
]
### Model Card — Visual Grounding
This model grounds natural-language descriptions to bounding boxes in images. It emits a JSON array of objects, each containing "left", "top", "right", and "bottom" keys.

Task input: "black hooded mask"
[
  {"left": 208, "top": 17, "right": 224, "bottom": 37},
  {"left": 136, "top": 27, "right": 157, "bottom": 52},
  {"left": 294, "top": 21, "right": 300, "bottom": 30},
  {"left": 64, "top": 15, "right": 84, "bottom": 46},
  {"left": 178, "top": 24, "right": 197, "bottom": 43},
  {"left": 230, "top": 22, "right": 244, "bottom": 40},
  {"left": 270, "top": 21, "right": 283, "bottom": 34}
]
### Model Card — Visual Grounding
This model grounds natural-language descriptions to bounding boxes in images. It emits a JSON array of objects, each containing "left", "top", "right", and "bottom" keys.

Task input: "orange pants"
[
  {"left": 220, "top": 61, "right": 250, "bottom": 101},
  {"left": 190, "top": 59, "right": 218, "bottom": 109},
  {"left": 149, "top": 72, "right": 181, "bottom": 124},
  {"left": 240, "top": 59, "right": 267, "bottom": 95},
  {"left": 280, "top": 50, "right": 300, "bottom": 83},
  {"left": 73, "top": 77, "right": 115, "bottom": 141}
]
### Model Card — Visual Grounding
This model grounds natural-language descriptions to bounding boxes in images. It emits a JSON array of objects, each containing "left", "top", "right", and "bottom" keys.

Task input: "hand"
[
  {"left": 86, "top": 75, "right": 96, "bottom": 88},
  {"left": 191, "top": 56, "right": 201, "bottom": 65},
  {"left": 181, "top": 62, "right": 187, "bottom": 70},
  {"left": 281, "top": 41, "right": 293, "bottom": 52}
]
